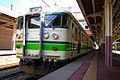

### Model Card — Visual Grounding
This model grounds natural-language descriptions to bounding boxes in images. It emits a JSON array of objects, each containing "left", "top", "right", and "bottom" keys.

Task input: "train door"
[{"left": 23, "top": 14, "right": 42, "bottom": 59}]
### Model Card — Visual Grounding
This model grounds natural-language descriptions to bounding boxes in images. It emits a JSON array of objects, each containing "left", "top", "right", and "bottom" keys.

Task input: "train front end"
[
  {"left": 42, "top": 12, "right": 71, "bottom": 61},
  {"left": 15, "top": 7, "right": 53, "bottom": 76},
  {"left": 16, "top": 7, "right": 43, "bottom": 60}
]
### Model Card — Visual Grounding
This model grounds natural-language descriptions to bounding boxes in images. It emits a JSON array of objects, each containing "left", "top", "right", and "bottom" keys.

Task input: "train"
[
  {"left": 112, "top": 42, "right": 120, "bottom": 50},
  {"left": 15, "top": 7, "right": 94, "bottom": 76}
]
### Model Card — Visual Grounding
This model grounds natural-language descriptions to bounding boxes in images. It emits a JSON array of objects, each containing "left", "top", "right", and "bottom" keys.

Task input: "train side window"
[
  {"left": 67, "top": 17, "right": 71, "bottom": 26},
  {"left": 72, "top": 23, "right": 74, "bottom": 29},
  {"left": 52, "top": 15, "right": 61, "bottom": 27},
  {"left": 62, "top": 15, "right": 68, "bottom": 28},
  {"left": 75, "top": 28, "right": 77, "bottom": 40},
  {"left": 72, "top": 23, "right": 74, "bottom": 38}
]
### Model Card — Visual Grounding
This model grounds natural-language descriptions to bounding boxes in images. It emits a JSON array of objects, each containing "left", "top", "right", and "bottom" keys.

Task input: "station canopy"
[
  {"left": 77, "top": 0, "right": 120, "bottom": 42},
  {"left": 0, "top": 12, "right": 16, "bottom": 29}
]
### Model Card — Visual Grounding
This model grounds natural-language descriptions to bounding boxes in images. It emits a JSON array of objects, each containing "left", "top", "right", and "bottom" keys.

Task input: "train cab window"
[
  {"left": 25, "top": 15, "right": 40, "bottom": 29},
  {"left": 52, "top": 15, "right": 61, "bottom": 27},
  {"left": 44, "top": 14, "right": 68, "bottom": 28},
  {"left": 29, "top": 16, "right": 40, "bottom": 29},
  {"left": 44, "top": 14, "right": 60, "bottom": 28},
  {"left": 17, "top": 16, "right": 23, "bottom": 30}
]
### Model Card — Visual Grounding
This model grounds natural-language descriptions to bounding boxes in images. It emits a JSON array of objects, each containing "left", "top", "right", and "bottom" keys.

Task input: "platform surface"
[
  {"left": 40, "top": 53, "right": 93, "bottom": 80},
  {"left": 39, "top": 50, "right": 120, "bottom": 80},
  {"left": 0, "top": 50, "right": 19, "bottom": 68}
]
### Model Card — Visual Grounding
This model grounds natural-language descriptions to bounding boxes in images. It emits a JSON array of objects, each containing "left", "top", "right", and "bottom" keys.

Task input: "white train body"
[
  {"left": 16, "top": 11, "right": 94, "bottom": 61},
  {"left": 15, "top": 8, "right": 94, "bottom": 76}
]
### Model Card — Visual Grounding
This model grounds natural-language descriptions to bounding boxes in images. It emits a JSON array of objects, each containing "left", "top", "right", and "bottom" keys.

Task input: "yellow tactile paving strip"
[
  {"left": 0, "top": 63, "right": 19, "bottom": 69},
  {"left": 83, "top": 53, "right": 97, "bottom": 80}
]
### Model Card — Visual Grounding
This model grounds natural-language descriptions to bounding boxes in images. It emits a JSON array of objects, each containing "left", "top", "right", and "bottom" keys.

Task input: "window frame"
[
  {"left": 25, "top": 15, "right": 40, "bottom": 29},
  {"left": 44, "top": 13, "right": 69, "bottom": 29}
]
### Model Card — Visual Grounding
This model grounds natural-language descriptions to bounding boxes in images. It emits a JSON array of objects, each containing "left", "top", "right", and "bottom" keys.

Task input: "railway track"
[
  {"left": 0, "top": 66, "right": 32, "bottom": 80},
  {"left": 0, "top": 66, "right": 19, "bottom": 76},
  {"left": 0, "top": 53, "right": 90, "bottom": 80},
  {"left": 0, "top": 71, "right": 30, "bottom": 80}
]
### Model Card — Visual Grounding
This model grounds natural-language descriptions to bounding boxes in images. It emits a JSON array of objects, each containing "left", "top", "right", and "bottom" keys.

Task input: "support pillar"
[{"left": 104, "top": 0, "right": 112, "bottom": 67}]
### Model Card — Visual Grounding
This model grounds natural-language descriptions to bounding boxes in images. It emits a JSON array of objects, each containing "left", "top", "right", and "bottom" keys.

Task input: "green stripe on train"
[
  {"left": 16, "top": 42, "right": 91, "bottom": 51},
  {"left": 16, "top": 42, "right": 40, "bottom": 50},
  {"left": 42, "top": 43, "right": 69, "bottom": 51},
  {"left": 16, "top": 42, "right": 23, "bottom": 48},
  {"left": 16, "top": 42, "right": 70, "bottom": 51},
  {"left": 25, "top": 43, "right": 69, "bottom": 51},
  {"left": 26, "top": 43, "right": 40, "bottom": 50}
]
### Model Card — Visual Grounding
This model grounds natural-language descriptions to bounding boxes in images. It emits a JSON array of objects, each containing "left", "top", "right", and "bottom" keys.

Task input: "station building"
[{"left": 0, "top": 12, "right": 16, "bottom": 50}]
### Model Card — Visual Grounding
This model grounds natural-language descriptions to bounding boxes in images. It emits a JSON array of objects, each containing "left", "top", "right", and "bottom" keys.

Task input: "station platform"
[
  {"left": 0, "top": 50, "right": 19, "bottom": 69},
  {"left": 39, "top": 51, "right": 120, "bottom": 80}
]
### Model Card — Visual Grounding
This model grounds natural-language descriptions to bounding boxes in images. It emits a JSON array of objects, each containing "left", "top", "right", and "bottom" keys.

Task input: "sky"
[
  {"left": 0, "top": 0, "right": 78, "bottom": 7},
  {"left": 0, "top": 0, "right": 20, "bottom": 8},
  {"left": 0, "top": 0, "right": 87, "bottom": 28},
  {"left": 0, "top": 0, "right": 80, "bottom": 16}
]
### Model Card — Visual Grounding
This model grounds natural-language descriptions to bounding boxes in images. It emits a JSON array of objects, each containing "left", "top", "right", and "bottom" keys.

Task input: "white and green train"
[{"left": 16, "top": 7, "right": 94, "bottom": 76}]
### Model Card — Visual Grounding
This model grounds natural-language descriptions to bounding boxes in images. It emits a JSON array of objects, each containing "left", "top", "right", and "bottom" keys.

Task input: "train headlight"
[
  {"left": 44, "top": 31, "right": 49, "bottom": 39},
  {"left": 52, "top": 33, "right": 59, "bottom": 39}
]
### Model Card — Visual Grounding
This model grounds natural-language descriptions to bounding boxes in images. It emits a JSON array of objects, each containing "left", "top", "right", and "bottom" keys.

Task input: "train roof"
[{"left": 43, "top": 9, "right": 69, "bottom": 14}]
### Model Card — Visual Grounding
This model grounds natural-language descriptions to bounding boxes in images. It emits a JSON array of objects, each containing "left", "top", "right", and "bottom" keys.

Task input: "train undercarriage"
[{"left": 19, "top": 58, "right": 69, "bottom": 77}]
